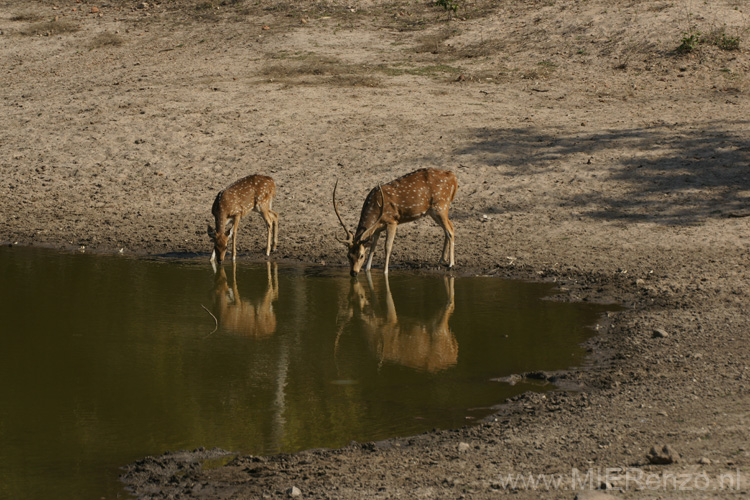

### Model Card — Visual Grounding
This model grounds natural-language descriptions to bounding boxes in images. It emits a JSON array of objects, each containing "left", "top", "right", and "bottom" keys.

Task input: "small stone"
[
  {"left": 458, "top": 442, "right": 471, "bottom": 453},
  {"left": 652, "top": 328, "right": 669, "bottom": 338},
  {"left": 91, "top": 6, "right": 99, "bottom": 13},
  {"left": 698, "top": 457, "right": 712, "bottom": 465},
  {"left": 287, "top": 486, "right": 301, "bottom": 497},
  {"left": 647, "top": 444, "right": 679, "bottom": 464}
]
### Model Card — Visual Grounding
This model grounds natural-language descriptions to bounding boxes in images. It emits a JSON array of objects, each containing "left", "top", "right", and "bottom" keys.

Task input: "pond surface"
[{"left": 0, "top": 247, "right": 614, "bottom": 500}]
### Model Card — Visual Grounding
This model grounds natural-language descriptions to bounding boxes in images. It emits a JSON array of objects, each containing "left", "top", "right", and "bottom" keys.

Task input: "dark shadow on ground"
[{"left": 452, "top": 120, "right": 750, "bottom": 225}]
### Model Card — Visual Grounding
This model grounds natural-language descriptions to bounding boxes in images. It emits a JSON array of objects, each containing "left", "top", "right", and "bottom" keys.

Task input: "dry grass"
[
  {"left": 413, "top": 28, "right": 457, "bottom": 54},
  {"left": 521, "top": 60, "right": 558, "bottom": 80},
  {"left": 88, "top": 33, "right": 125, "bottom": 49},
  {"left": 10, "top": 12, "right": 44, "bottom": 22},
  {"left": 20, "top": 20, "right": 79, "bottom": 36},
  {"left": 259, "top": 54, "right": 380, "bottom": 87}
]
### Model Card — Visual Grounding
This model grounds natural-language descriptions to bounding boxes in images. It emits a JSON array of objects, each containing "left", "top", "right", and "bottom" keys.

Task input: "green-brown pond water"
[{"left": 0, "top": 247, "right": 615, "bottom": 500}]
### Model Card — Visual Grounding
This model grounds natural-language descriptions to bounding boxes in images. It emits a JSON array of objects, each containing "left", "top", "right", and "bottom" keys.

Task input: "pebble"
[
  {"left": 698, "top": 457, "right": 712, "bottom": 465},
  {"left": 458, "top": 442, "right": 471, "bottom": 453},
  {"left": 287, "top": 486, "right": 301, "bottom": 497},
  {"left": 647, "top": 444, "right": 679, "bottom": 464},
  {"left": 652, "top": 328, "right": 669, "bottom": 338}
]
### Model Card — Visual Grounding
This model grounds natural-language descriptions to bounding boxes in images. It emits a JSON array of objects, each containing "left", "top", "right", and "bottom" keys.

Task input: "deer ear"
[
  {"left": 207, "top": 224, "right": 217, "bottom": 240},
  {"left": 226, "top": 225, "right": 234, "bottom": 238}
]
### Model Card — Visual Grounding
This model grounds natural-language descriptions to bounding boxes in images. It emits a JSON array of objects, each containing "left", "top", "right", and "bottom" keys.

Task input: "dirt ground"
[{"left": 2, "top": 0, "right": 749, "bottom": 498}]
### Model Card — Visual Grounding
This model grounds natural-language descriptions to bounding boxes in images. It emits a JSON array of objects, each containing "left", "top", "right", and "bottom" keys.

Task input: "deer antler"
[{"left": 333, "top": 179, "right": 354, "bottom": 245}]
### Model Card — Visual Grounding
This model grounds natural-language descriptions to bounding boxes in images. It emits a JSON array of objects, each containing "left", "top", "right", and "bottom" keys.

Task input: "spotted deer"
[
  {"left": 208, "top": 174, "right": 278, "bottom": 265},
  {"left": 333, "top": 168, "right": 457, "bottom": 276}
]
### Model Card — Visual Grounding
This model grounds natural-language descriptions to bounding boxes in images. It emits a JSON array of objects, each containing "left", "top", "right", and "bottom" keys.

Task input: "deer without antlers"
[
  {"left": 208, "top": 174, "right": 278, "bottom": 265},
  {"left": 333, "top": 168, "right": 458, "bottom": 276}
]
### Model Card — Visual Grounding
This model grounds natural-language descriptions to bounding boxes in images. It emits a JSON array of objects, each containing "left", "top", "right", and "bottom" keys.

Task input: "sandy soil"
[{"left": 2, "top": 0, "right": 749, "bottom": 498}]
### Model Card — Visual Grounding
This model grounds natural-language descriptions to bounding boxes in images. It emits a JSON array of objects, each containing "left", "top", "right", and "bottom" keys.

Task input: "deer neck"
[{"left": 354, "top": 192, "right": 386, "bottom": 242}]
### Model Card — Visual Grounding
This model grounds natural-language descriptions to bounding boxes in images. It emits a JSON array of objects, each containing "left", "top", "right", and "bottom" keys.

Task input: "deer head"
[
  {"left": 333, "top": 179, "right": 385, "bottom": 277},
  {"left": 207, "top": 223, "right": 233, "bottom": 265}
]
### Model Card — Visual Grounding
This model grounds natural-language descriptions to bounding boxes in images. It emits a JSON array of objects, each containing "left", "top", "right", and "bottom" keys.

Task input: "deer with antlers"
[
  {"left": 208, "top": 174, "right": 278, "bottom": 266},
  {"left": 333, "top": 168, "right": 457, "bottom": 276}
]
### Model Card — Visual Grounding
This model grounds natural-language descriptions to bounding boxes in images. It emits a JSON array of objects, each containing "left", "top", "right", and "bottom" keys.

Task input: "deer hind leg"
[
  {"left": 270, "top": 209, "right": 279, "bottom": 252},
  {"left": 260, "top": 209, "right": 274, "bottom": 256},
  {"left": 430, "top": 210, "right": 455, "bottom": 268},
  {"left": 383, "top": 223, "right": 398, "bottom": 275}
]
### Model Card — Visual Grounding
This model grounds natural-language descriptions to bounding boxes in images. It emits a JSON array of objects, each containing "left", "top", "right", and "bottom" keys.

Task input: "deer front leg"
[
  {"left": 365, "top": 231, "right": 380, "bottom": 272},
  {"left": 383, "top": 223, "right": 398, "bottom": 275},
  {"left": 231, "top": 216, "right": 240, "bottom": 262}
]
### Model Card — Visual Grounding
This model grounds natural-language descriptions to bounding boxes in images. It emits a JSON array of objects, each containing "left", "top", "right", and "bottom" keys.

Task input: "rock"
[
  {"left": 91, "top": 6, "right": 99, "bottom": 13},
  {"left": 458, "top": 442, "right": 471, "bottom": 453},
  {"left": 525, "top": 371, "right": 549, "bottom": 381},
  {"left": 287, "top": 486, "right": 301, "bottom": 497},
  {"left": 492, "top": 374, "right": 521, "bottom": 385},
  {"left": 698, "top": 457, "right": 712, "bottom": 465},
  {"left": 652, "top": 328, "right": 669, "bottom": 338},
  {"left": 647, "top": 444, "right": 679, "bottom": 464}
]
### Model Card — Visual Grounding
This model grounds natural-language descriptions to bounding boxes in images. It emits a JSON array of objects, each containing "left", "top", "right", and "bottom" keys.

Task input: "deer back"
[
  {"left": 354, "top": 168, "right": 457, "bottom": 240},
  {"left": 213, "top": 175, "right": 276, "bottom": 221}
]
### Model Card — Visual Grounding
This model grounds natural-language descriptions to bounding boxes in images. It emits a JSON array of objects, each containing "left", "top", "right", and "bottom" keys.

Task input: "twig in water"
[{"left": 201, "top": 304, "right": 218, "bottom": 336}]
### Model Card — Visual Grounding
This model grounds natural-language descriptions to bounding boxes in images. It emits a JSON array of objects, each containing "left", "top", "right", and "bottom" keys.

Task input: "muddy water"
[{"left": 0, "top": 247, "right": 614, "bottom": 500}]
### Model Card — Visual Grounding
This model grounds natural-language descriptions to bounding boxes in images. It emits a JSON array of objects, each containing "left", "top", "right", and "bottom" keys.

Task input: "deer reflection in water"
[
  {"left": 212, "top": 261, "right": 279, "bottom": 338},
  {"left": 342, "top": 274, "right": 458, "bottom": 373}
]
